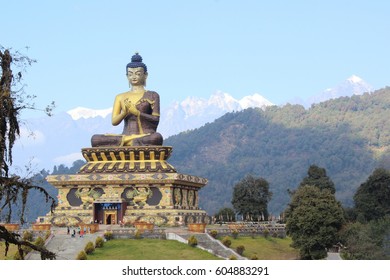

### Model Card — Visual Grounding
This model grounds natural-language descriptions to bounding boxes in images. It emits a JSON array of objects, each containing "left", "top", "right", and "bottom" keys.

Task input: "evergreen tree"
[
  {"left": 231, "top": 174, "right": 272, "bottom": 220},
  {"left": 285, "top": 185, "right": 345, "bottom": 259},
  {"left": 354, "top": 168, "right": 390, "bottom": 222},
  {"left": 339, "top": 217, "right": 390, "bottom": 259},
  {"left": 299, "top": 164, "right": 336, "bottom": 194}
]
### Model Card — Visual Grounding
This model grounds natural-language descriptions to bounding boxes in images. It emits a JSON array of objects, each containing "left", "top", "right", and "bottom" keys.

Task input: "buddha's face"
[{"left": 127, "top": 67, "right": 147, "bottom": 86}]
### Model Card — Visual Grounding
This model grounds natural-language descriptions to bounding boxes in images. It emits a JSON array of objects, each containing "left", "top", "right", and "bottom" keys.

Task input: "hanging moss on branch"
[{"left": 0, "top": 45, "right": 56, "bottom": 260}]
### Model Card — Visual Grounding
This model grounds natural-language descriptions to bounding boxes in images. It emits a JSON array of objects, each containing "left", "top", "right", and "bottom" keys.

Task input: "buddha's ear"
[{"left": 143, "top": 73, "right": 148, "bottom": 86}]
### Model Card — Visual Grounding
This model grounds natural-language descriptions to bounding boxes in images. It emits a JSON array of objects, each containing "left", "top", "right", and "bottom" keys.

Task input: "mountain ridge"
[
  {"left": 12, "top": 76, "right": 376, "bottom": 172},
  {"left": 13, "top": 86, "right": 390, "bottom": 222},
  {"left": 165, "top": 87, "right": 390, "bottom": 215}
]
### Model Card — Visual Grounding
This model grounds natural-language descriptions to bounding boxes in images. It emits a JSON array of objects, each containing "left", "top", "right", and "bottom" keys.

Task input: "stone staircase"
[
  {"left": 25, "top": 226, "right": 245, "bottom": 260},
  {"left": 166, "top": 229, "right": 246, "bottom": 260},
  {"left": 26, "top": 230, "right": 103, "bottom": 260}
]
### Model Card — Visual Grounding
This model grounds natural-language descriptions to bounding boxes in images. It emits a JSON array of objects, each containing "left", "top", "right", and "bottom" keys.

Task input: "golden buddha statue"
[{"left": 91, "top": 53, "right": 163, "bottom": 147}]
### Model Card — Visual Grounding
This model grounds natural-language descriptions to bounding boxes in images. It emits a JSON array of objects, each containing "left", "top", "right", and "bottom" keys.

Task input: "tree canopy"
[
  {"left": 353, "top": 168, "right": 390, "bottom": 222},
  {"left": 166, "top": 87, "right": 390, "bottom": 215},
  {"left": 285, "top": 185, "right": 345, "bottom": 259},
  {"left": 231, "top": 174, "right": 272, "bottom": 220},
  {"left": 299, "top": 164, "right": 336, "bottom": 194},
  {"left": 214, "top": 207, "right": 236, "bottom": 222}
]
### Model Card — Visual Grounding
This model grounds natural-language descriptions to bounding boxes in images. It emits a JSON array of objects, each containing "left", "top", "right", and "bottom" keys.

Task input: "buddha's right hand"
[{"left": 124, "top": 99, "right": 140, "bottom": 116}]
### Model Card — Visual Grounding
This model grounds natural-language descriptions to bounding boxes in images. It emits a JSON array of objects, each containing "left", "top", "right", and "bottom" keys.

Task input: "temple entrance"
[
  {"left": 104, "top": 210, "right": 117, "bottom": 225},
  {"left": 94, "top": 201, "right": 124, "bottom": 225}
]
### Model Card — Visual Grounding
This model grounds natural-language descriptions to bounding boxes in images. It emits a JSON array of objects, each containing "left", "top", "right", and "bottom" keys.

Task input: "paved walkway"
[
  {"left": 326, "top": 252, "right": 342, "bottom": 260},
  {"left": 26, "top": 228, "right": 103, "bottom": 260}
]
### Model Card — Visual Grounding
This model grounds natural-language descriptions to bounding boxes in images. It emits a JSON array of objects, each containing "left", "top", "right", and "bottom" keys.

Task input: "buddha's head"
[{"left": 126, "top": 53, "right": 148, "bottom": 86}]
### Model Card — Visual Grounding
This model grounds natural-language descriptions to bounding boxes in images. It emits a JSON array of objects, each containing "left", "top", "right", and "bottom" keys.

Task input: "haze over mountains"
[
  {"left": 165, "top": 86, "right": 390, "bottom": 215},
  {"left": 13, "top": 75, "right": 374, "bottom": 172}
]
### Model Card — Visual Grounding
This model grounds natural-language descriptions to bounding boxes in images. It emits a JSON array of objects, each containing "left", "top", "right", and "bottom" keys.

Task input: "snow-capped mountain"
[
  {"left": 67, "top": 107, "right": 112, "bottom": 120},
  {"left": 305, "top": 75, "right": 374, "bottom": 107},
  {"left": 12, "top": 91, "right": 273, "bottom": 171},
  {"left": 158, "top": 91, "right": 273, "bottom": 137},
  {"left": 11, "top": 75, "right": 375, "bottom": 172}
]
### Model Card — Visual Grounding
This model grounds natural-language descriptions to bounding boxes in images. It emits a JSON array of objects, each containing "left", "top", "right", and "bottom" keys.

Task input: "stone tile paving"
[{"left": 26, "top": 228, "right": 103, "bottom": 260}]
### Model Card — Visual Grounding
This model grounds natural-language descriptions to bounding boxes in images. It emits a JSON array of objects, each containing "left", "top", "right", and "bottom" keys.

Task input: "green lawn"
[
  {"left": 87, "top": 239, "right": 222, "bottom": 260},
  {"left": 2, "top": 235, "right": 298, "bottom": 260},
  {"left": 86, "top": 236, "right": 298, "bottom": 260},
  {"left": 227, "top": 236, "right": 299, "bottom": 260}
]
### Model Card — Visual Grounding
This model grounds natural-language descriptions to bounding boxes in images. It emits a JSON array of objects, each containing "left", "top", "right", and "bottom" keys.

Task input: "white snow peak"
[
  {"left": 67, "top": 107, "right": 112, "bottom": 120},
  {"left": 347, "top": 75, "right": 363, "bottom": 84},
  {"left": 305, "top": 75, "right": 374, "bottom": 107},
  {"left": 239, "top": 93, "right": 274, "bottom": 109}
]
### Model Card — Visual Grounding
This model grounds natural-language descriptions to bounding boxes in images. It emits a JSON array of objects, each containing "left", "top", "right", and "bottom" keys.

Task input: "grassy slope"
[
  {"left": 86, "top": 236, "right": 297, "bottom": 260},
  {"left": 228, "top": 236, "right": 299, "bottom": 260},
  {"left": 2, "top": 236, "right": 298, "bottom": 260},
  {"left": 87, "top": 239, "right": 222, "bottom": 260}
]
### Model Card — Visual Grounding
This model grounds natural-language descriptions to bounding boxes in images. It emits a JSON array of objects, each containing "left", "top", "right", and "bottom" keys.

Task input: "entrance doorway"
[
  {"left": 104, "top": 210, "right": 117, "bottom": 225},
  {"left": 94, "top": 202, "right": 123, "bottom": 225}
]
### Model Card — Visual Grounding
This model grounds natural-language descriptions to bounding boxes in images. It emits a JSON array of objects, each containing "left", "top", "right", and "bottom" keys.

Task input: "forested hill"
[{"left": 165, "top": 87, "right": 390, "bottom": 216}]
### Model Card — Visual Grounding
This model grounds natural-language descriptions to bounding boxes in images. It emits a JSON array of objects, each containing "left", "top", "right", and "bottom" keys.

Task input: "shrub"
[
  {"left": 134, "top": 230, "right": 143, "bottom": 240},
  {"left": 188, "top": 235, "right": 198, "bottom": 247},
  {"left": 229, "top": 254, "right": 237, "bottom": 260},
  {"left": 95, "top": 237, "right": 104, "bottom": 248},
  {"left": 84, "top": 241, "right": 95, "bottom": 255},
  {"left": 236, "top": 245, "right": 245, "bottom": 256},
  {"left": 232, "top": 229, "right": 239, "bottom": 239},
  {"left": 34, "top": 236, "right": 45, "bottom": 247},
  {"left": 263, "top": 229, "right": 270, "bottom": 238},
  {"left": 272, "top": 231, "right": 278, "bottom": 238},
  {"left": 209, "top": 230, "right": 218, "bottom": 239},
  {"left": 251, "top": 229, "right": 256, "bottom": 239},
  {"left": 22, "top": 231, "right": 33, "bottom": 242},
  {"left": 250, "top": 254, "right": 259, "bottom": 260},
  {"left": 222, "top": 236, "right": 232, "bottom": 248},
  {"left": 104, "top": 231, "right": 113, "bottom": 240},
  {"left": 76, "top": 250, "right": 87, "bottom": 260}
]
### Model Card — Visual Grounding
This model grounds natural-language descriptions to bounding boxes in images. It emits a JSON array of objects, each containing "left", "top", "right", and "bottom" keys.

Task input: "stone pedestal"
[{"left": 39, "top": 146, "right": 209, "bottom": 227}]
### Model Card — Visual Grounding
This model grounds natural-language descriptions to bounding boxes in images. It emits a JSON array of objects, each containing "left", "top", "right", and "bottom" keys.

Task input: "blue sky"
[{"left": 2, "top": 0, "right": 389, "bottom": 117}]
